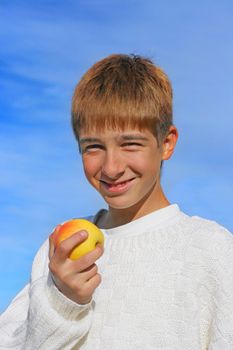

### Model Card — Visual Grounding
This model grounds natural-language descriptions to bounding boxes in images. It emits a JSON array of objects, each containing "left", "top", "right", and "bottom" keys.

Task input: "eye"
[
  {"left": 82, "top": 144, "right": 104, "bottom": 153},
  {"left": 122, "top": 142, "right": 143, "bottom": 149}
]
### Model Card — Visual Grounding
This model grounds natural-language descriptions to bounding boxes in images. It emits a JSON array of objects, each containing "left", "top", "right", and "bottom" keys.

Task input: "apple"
[{"left": 53, "top": 219, "right": 104, "bottom": 260}]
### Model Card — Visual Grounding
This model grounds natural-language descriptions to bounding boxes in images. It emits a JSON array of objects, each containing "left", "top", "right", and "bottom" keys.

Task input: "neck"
[{"left": 100, "top": 184, "right": 170, "bottom": 229}]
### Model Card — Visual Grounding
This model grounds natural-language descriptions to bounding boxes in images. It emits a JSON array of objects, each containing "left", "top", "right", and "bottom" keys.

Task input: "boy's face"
[{"left": 79, "top": 126, "right": 177, "bottom": 213}]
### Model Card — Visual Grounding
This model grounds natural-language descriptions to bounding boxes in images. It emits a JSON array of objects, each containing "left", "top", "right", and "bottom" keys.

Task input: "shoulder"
[
  {"left": 85, "top": 209, "right": 107, "bottom": 225},
  {"left": 62, "top": 209, "right": 107, "bottom": 225},
  {"left": 183, "top": 213, "right": 233, "bottom": 263},
  {"left": 189, "top": 215, "right": 232, "bottom": 243}
]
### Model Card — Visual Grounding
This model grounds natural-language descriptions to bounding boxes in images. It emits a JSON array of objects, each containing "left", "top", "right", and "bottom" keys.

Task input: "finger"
[
  {"left": 79, "top": 264, "right": 98, "bottom": 282},
  {"left": 53, "top": 224, "right": 62, "bottom": 234},
  {"left": 49, "top": 235, "right": 55, "bottom": 259},
  {"left": 74, "top": 244, "right": 104, "bottom": 272},
  {"left": 84, "top": 273, "right": 102, "bottom": 291},
  {"left": 49, "top": 225, "right": 61, "bottom": 259},
  {"left": 54, "top": 230, "right": 88, "bottom": 262},
  {"left": 51, "top": 224, "right": 62, "bottom": 239}
]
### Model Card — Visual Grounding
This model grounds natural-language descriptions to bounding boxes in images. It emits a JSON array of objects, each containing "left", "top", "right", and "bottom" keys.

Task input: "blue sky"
[{"left": 0, "top": 0, "right": 232, "bottom": 312}]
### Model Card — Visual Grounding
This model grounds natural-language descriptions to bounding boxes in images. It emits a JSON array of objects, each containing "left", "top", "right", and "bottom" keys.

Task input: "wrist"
[{"left": 46, "top": 273, "right": 92, "bottom": 320}]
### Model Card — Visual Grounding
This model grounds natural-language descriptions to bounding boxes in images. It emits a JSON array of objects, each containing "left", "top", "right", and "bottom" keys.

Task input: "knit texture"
[{"left": 1, "top": 205, "right": 233, "bottom": 349}]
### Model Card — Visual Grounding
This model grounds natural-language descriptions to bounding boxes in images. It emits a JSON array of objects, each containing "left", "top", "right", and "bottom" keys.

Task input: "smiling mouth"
[{"left": 100, "top": 178, "right": 136, "bottom": 193}]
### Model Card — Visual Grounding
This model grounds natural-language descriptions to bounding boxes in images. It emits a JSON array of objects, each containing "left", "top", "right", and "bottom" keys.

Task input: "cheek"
[
  {"left": 82, "top": 156, "right": 101, "bottom": 180},
  {"left": 127, "top": 152, "right": 160, "bottom": 174}
]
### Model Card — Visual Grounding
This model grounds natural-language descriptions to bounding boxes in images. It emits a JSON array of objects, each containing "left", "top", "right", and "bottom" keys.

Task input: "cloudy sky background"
[{"left": 0, "top": 0, "right": 232, "bottom": 312}]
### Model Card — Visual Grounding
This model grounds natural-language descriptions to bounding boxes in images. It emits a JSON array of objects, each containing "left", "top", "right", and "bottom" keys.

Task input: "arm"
[
  {"left": 207, "top": 228, "right": 233, "bottom": 350},
  {"left": 0, "top": 278, "right": 93, "bottom": 350},
  {"left": 0, "top": 284, "right": 30, "bottom": 347},
  {"left": 0, "top": 231, "right": 102, "bottom": 349}
]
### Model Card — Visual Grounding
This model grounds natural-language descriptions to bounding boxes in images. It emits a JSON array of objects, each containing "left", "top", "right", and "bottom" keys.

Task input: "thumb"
[{"left": 49, "top": 225, "right": 61, "bottom": 259}]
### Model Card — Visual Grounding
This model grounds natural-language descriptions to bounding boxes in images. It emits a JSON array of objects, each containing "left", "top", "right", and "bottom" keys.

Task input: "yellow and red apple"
[{"left": 53, "top": 219, "right": 104, "bottom": 260}]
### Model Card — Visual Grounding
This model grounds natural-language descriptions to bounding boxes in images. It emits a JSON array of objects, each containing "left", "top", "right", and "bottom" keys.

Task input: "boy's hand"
[{"left": 49, "top": 227, "right": 104, "bottom": 305}]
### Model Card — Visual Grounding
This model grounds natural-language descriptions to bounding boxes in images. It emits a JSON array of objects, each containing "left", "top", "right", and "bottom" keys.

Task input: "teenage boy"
[{"left": 1, "top": 54, "right": 233, "bottom": 349}]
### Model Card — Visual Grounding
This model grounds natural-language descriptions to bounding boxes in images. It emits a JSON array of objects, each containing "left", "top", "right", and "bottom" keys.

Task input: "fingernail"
[{"left": 79, "top": 230, "right": 88, "bottom": 238}]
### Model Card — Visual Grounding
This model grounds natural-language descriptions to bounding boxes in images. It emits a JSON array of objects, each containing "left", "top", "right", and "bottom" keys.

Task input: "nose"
[{"left": 101, "top": 150, "right": 125, "bottom": 180}]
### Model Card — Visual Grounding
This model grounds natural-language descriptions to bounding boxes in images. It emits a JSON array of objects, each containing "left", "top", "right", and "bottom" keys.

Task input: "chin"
[{"left": 104, "top": 195, "right": 141, "bottom": 210}]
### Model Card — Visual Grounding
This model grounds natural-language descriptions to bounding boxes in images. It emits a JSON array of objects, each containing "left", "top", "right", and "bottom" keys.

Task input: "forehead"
[{"left": 79, "top": 127, "right": 158, "bottom": 146}]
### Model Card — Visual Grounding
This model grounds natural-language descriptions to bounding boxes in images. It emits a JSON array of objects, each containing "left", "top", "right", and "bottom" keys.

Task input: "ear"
[{"left": 161, "top": 126, "right": 178, "bottom": 160}]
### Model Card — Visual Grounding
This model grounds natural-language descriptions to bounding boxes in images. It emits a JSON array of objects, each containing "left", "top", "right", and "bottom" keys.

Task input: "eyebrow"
[
  {"left": 119, "top": 134, "right": 148, "bottom": 141},
  {"left": 79, "top": 137, "right": 101, "bottom": 145},
  {"left": 79, "top": 134, "right": 149, "bottom": 145}
]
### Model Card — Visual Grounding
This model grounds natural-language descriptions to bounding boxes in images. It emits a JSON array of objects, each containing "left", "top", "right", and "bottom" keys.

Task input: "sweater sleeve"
[
  {"left": 206, "top": 226, "right": 233, "bottom": 349},
  {"left": 0, "top": 240, "right": 93, "bottom": 349}
]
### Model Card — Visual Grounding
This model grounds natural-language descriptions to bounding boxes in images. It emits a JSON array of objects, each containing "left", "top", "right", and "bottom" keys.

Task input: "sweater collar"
[{"left": 96, "top": 204, "right": 183, "bottom": 237}]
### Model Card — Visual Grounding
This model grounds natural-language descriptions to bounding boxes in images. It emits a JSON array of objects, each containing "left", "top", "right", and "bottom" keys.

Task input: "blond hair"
[{"left": 72, "top": 54, "right": 173, "bottom": 145}]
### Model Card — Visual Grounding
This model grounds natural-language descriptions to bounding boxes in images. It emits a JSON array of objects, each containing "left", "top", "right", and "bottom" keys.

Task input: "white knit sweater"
[{"left": 1, "top": 205, "right": 233, "bottom": 349}]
